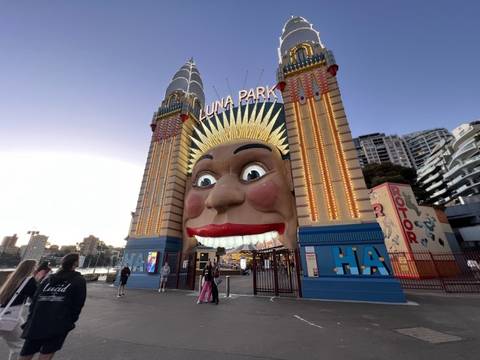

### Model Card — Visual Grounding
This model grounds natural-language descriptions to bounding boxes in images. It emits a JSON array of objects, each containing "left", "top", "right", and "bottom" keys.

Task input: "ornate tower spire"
[
  {"left": 276, "top": 16, "right": 404, "bottom": 302},
  {"left": 277, "top": 16, "right": 371, "bottom": 225},
  {"left": 129, "top": 59, "right": 205, "bottom": 243}
]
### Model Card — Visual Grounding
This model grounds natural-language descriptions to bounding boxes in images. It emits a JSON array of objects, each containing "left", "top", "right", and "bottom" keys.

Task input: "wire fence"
[{"left": 389, "top": 251, "right": 480, "bottom": 293}]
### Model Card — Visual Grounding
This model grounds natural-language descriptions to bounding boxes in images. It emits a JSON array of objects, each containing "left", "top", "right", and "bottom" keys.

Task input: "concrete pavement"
[{"left": 1, "top": 283, "right": 479, "bottom": 359}]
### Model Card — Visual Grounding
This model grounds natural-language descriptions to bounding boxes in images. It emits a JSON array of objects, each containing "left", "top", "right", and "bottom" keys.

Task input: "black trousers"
[{"left": 211, "top": 281, "right": 219, "bottom": 303}]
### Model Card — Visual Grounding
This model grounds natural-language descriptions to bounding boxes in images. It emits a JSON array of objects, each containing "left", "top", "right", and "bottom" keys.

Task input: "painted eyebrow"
[
  {"left": 233, "top": 143, "right": 272, "bottom": 154},
  {"left": 197, "top": 154, "right": 213, "bottom": 162}
]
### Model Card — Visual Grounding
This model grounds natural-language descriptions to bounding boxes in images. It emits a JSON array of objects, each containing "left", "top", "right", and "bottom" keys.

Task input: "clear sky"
[{"left": 1, "top": 1, "right": 479, "bottom": 247}]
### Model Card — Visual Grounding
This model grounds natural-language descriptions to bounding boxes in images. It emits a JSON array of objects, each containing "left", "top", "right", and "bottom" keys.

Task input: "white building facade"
[
  {"left": 22, "top": 234, "right": 48, "bottom": 261},
  {"left": 353, "top": 133, "right": 413, "bottom": 168},
  {"left": 418, "top": 121, "right": 480, "bottom": 205},
  {"left": 403, "top": 128, "right": 452, "bottom": 169}
]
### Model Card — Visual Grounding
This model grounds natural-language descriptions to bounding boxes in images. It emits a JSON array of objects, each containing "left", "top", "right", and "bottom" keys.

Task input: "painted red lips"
[{"left": 187, "top": 223, "right": 285, "bottom": 237}]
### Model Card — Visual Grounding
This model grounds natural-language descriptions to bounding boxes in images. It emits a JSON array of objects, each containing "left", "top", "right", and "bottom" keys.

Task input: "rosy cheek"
[
  {"left": 185, "top": 192, "right": 205, "bottom": 219},
  {"left": 246, "top": 180, "right": 279, "bottom": 210}
]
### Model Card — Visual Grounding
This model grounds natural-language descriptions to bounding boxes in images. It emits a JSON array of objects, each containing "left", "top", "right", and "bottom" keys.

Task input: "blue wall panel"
[
  {"left": 298, "top": 223, "right": 406, "bottom": 303},
  {"left": 117, "top": 236, "right": 182, "bottom": 289}
]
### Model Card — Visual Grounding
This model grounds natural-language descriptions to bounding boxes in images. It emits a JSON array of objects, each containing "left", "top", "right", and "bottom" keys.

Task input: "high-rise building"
[
  {"left": 417, "top": 121, "right": 480, "bottom": 205},
  {"left": 353, "top": 133, "right": 413, "bottom": 168},
  {"left": 403, "top": 128, "right": 452, "bottom": 169},
  {"left": 0, "top": 234, "right": 18, "bottom": 255},
  {"left": 22, "top": 234, "right": 48, "bottom": 261},
  {"left": 79, "top": 235, "right": 99, "bottom": 256}
]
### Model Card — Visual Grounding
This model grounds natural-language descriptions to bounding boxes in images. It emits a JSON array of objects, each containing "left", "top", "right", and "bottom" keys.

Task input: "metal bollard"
[
  {"left": 226, "top": 275, "right": 230, "bottom": 298},
  {"left": 198, "top": 275, "right": 203, "bottom": 293}
]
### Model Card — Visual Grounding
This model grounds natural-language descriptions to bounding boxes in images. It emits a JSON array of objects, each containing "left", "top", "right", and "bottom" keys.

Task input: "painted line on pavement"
[{"left": 294, "top": 315, "right": 323, "bottom": 329}]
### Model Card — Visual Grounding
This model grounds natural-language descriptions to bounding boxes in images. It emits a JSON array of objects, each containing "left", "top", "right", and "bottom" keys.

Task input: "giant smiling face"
[{"left": 182, "top": 140, "right": 298, "bottom": 253}]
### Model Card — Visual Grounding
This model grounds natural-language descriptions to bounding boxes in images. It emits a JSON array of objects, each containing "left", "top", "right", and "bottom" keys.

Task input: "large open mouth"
[{"left": 187, "top": 223, "right": 284, "bottom": 248}]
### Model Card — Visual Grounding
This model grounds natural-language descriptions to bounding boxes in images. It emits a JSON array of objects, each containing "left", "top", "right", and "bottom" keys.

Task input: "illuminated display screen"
[{"left": 146, "top": 251, "right": 159, "bottom": 273}]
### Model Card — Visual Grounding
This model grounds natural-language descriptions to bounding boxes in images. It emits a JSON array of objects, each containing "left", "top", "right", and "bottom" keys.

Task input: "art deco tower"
[
  {"left": 277, "top": 16, "right": 374, "bottom": 225},
  {"left": 127, "top": 59, "right": 204, "bottom": 264},
  {"left": 277, "top": 17, "right": 404, "bottom": 302}
]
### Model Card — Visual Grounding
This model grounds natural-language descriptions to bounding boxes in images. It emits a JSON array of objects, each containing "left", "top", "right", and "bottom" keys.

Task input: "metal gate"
[
  {"left": 176, "top": 252, "right": 197, "bottom": 290},
  {"left": 252, "top": 248, "right": 302, "bottom": 297}
]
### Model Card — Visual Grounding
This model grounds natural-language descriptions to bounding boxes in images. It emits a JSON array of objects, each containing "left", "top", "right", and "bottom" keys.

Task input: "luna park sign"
[{"left": 200, "top": 84, "right": 280, "bottom": 121}]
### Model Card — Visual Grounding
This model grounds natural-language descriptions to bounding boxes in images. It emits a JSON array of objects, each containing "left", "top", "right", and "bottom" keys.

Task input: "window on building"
[{"left": 296, "top": 47, "right": 307, "bottom": 63}]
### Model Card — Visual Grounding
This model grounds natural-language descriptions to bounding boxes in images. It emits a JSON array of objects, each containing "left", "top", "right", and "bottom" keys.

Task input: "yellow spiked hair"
[{"left": 188, "top": 101, "right": 289, "bottom": 174}]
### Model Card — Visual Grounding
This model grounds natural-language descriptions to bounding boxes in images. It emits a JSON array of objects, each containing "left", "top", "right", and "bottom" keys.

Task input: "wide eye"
[
  {"left": 241, "top": 164, "right": 267, "bottom": 182},
  {"left": 195, "top": 173, "right": 216, "bottom": 188}
]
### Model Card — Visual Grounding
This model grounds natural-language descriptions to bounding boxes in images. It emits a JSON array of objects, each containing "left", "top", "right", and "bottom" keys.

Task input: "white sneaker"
[
  {"left": 162, "top": 288, "right": 166, "bottom": 293},
  {"left": 158, "top": 289, "right": 162, "bottom": 293}
]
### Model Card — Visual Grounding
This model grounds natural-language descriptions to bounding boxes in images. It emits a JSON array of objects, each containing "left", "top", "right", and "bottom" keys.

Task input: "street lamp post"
[
  {"left": 92, "top": 244, "right": 103, "bottom": 274},
  {"left": 24, "top": 230, "right": 40, "bottom": 260}
]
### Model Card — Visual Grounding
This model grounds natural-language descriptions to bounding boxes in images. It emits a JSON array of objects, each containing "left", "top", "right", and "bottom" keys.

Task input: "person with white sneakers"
[{"left": 158, "top": 262, "right": 170, "bottom": 293}]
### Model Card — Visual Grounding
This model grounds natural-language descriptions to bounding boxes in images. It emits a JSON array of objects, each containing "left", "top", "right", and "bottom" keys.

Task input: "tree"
[
  {"left": 362, "top": 162, "right": 429, "bottom": 203},
  {"left": 216, "top": 247, "right": 226, "bottom": 263}
]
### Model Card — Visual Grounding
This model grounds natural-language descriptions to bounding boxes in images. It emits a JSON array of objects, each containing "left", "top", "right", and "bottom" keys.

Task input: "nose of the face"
[{"left": 205, "top": 175, "right": 245, "bottom": 213}]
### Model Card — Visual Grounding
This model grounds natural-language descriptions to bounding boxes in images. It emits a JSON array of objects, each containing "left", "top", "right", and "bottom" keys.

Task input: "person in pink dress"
[{"left": 197, "top": 261, "right": 213, "bottom": 304}]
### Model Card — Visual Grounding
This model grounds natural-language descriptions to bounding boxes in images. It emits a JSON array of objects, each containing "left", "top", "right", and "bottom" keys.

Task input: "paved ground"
[{"left": 1, "top": 283, "right": 479, "bottom": 360}]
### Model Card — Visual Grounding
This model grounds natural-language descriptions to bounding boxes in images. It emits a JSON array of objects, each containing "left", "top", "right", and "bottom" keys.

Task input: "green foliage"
[{"left": 362, "top": 162, "right": 429, "bottom": 204}]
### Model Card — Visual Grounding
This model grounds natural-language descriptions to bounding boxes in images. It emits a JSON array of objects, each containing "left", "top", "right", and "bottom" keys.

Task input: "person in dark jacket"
[
  {"left": 19, "top": 253, "right": 86, "bottom": 360},
  {"left": 117, "top": 265, "right": 131, "bottom": 297}
]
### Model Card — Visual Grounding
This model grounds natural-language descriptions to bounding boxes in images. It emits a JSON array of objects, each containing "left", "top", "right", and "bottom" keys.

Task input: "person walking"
[
  {"left": 197, "top": 261, "right": 213, "bottom": 304},
  {"left": 0, "top": 259, "right": 37, "bottom": 360},
  {"left": 158, "top": 262, "right": 170, "bottom": 293},
  {"left": 33, "top": 262, "right": 51, "bottom": 284},
  {"left": 211, "top": 262, "right": 220, "bottom": 305},
  {"left": 117, "top": 264, "right": 131, "bottom": 297},
  {"left": 19, "top": 253, "right": 86, "bottom": 360}
]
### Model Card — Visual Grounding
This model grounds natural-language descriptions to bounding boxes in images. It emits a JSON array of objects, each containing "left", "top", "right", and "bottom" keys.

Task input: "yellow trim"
[
  {"left": 149, "top": 140, "right": 168, "bottom": 235},
  {"left": 145, "top": 140, "right": 165, "bottom": 235},
  {"left": 322, "top": 93, "right": 359, "bottom": 218},
  {"left": 156, "top": 137, "right": 175, "bottom": 234},
  {"left": 289, "top": 43, "right": 313, "bottom": 64},
  {"left": 293, "top": 101, "right": 318, "bottom": 221},
  {"left": 136, "top": 141, "right": 159, "bottom": 235},
  {"left": 307, "top": 98, "right": 338, "bottom": 220}
]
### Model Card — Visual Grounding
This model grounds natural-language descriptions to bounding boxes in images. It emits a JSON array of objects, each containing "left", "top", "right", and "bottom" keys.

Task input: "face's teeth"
[
  {"left": 232, "top": 236, "right": 241, "bottom": 248},
  {"left": 193, "top": 230, "right": 282, "bottom": 249}
]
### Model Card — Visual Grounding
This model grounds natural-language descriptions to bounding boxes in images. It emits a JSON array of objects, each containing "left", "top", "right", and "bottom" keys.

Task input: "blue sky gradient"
[{"left": 1, "top": 0, "right": 479, "bottom": 163}]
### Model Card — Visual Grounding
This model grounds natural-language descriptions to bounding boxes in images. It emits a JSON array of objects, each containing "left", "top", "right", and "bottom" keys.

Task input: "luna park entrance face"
[{"left": 175, "top": 247, "right": 301, "bottom": 297}]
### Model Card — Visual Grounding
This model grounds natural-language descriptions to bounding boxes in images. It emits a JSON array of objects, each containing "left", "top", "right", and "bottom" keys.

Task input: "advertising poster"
[
  {"left": 146, "top": 251, "right": 159, "bottom": 273},
  {"left": 305, "top": 246, "right": 318, "bottom": 277}
]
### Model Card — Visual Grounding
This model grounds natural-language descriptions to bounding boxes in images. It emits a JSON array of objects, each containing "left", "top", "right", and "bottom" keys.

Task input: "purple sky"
[{"left": 1, "top": 0, "right": 479, "bottom": 164}]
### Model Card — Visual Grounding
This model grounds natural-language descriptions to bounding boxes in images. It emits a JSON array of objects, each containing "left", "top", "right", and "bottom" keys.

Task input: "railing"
[
  {"left": 426, "top": 180, "right": 444, "bottom": 192},
  {"left": 389, "top": 251, "right": 480, "bottom": 293},
  {"left": 445, "top": 154, "right": 480, "bottom": 179},
  {"left": 422, "top": 171, "right": 440, "bottom": 185}
]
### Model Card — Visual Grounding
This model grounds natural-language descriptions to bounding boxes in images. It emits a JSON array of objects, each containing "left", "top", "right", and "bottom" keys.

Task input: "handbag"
[{"left": 0, "top": 276, "right": 32, "bottom": 332}]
